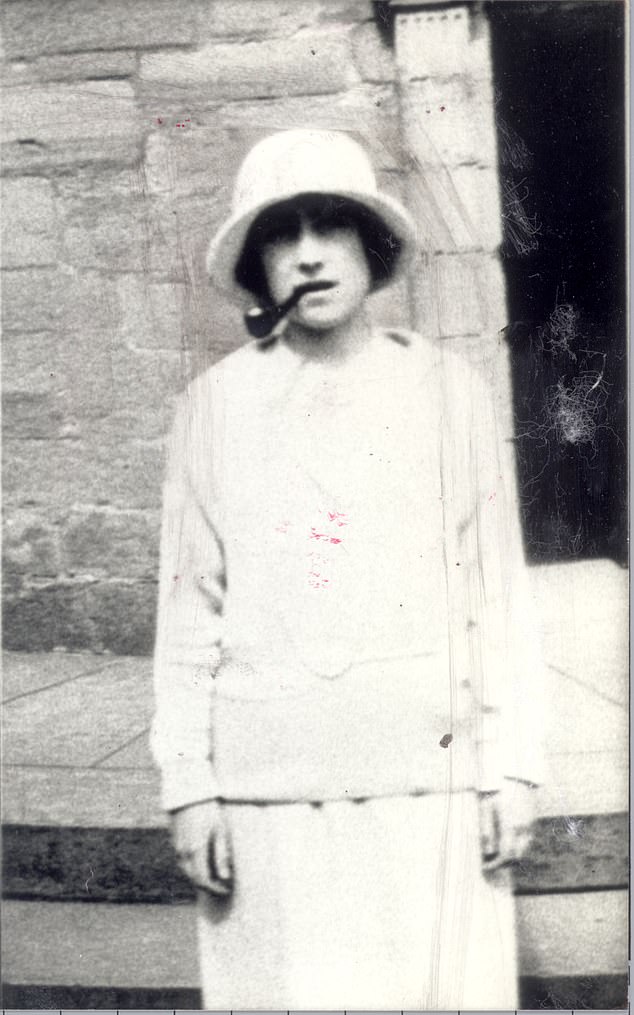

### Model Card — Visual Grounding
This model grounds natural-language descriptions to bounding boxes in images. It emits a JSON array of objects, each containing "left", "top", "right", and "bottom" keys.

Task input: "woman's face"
[{"left": 260, "top": 200, "right": 372, "bottom": 331}]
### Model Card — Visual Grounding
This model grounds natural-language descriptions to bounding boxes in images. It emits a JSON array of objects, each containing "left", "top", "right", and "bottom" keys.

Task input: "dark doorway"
[{"left": 488, "top": 1, "right": 627, "bottom": 563}]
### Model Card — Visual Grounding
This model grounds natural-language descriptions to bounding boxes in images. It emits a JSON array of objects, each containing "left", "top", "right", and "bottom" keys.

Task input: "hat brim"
[{"left": 207, "top": 189, "right": 418, "bottom": 305}]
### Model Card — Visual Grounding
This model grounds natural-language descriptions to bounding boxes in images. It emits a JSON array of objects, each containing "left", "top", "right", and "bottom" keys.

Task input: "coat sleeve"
[
  {"left": 467, "top": 365, "right": 547, "bottom": 791},
  {"left": 150, "top": 387, "right": 226, "bottom": 812}
]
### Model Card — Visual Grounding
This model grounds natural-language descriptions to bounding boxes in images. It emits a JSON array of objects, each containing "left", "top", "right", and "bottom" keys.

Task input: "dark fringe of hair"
[{"left": 234, "top": 194, "right": 403, "bottom": 303}]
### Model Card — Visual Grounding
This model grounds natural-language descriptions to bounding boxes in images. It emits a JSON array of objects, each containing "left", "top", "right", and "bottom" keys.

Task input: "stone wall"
[{"left": 2, "top": 0, "right": 412, "bottom": 654}]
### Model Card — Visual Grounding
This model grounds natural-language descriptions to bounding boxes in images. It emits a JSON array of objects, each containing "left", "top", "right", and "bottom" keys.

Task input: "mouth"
[
  {"left": 294, "top": 280, "right": 336, "bottom": 299},
  {"left": 243, "top": 282, "right": 338, "bottom": 338}
]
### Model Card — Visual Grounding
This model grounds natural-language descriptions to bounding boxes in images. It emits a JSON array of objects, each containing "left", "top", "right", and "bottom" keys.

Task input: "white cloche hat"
[{"left": 206, "top": 128, "right": 417, "bottom": 304}]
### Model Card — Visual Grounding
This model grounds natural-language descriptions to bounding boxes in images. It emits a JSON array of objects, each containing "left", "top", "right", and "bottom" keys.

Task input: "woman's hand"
[
  {"left": 170, "top": 799, "right": 234, "bottom": 896},
  {"left": 478, "top": 778, "right": 537, "bottom": 873}
]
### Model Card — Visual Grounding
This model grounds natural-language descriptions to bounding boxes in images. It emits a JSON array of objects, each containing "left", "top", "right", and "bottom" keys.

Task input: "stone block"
[
  {"left": 436, "top": 251, "right": 505, "bottom": 339},
  {"left": 201, "top": 0, "right": 372, "bottom": 40},
  {"left": 63, "top": 270, "right": 121, "bottom": 333},
  {"left": 2, "top": 583, "right": 95, "bottom": 654},
  {"left": 3, "top": 433, "right": 163, "bottom": 512},
  {"left": 2, "top": 82, "right": 140, "bottom": 146},
  {"left": 0, "top": 136, "right": 142, "bottom": 175},
  {"left": 144, "top": 124, "right": 241, "bottom": 198},
  {"left": 108, "top": 348, "right": 185, "bottom": 437},
  {"left": 2, "top": 578, "right": 157, "bottom": 656},
  {"left": 2, "top": 269, "right": 64, "bottom": 331},
  {"left": 139, "top": 83, "right": 392, "bottom": 146},
  {"left": 395, "top": 6, "right": 494, "bottom": 82},
  {"left": 351, "top": 21, "right": 395, "bottom": 83},
  {"left": 2, "top": 331, "right": 59, "bottom": 393},
  {"left": 62, "top": 508, "right": 160, "bottom": 578},
  {"left": 3, "top": 325, "right": 182, "bottom": 441},
  {"left": 406, "top": 162, "right": 503, "bottom": 253},
  {"left": 410, "top": 250, "right": 507, "bottom": 340},
  {"left": 3, "top": 510, "right": 61, "bottom": 577},
  {"left": 3, "top": 268, "right": 119, "bottom": 339},
  {"left": 164, "top": 191, "right": 224, "bottom": 274},
  {"left": 1, "top": 0, "right": 206, "bottom": 59},
  {"left": 140, "top": 31, "right": 357, "bottom": 99},
  {"left": 202, "top": 1, "right": 322, "bottom": 39},
  {"left": 56, "top": 168, "right": 177, "bottom": 275},
  {"left": 77, "top": 580, "right": 159, "bottom": 655},
  {"left": 401, "top": 78, "right": 498, "bottom": 168},
  {"left": 178, "top": 86, "right": 402, "bottom": 171},
  {"left": 2, "top": 275, "right": 152, "bottom": 430},
  {"left": 116, "top": 277, "right": 191, "bottom": 350},
  {"left": 115, "top": 275, "right": 236, "bottom": 374},
  {"left": 316, "top": 0, "right": 374, "bottom": 24},
  {"left": 1, "top": 177, "right": 58, "bottom": 267},
  {"left": 87, "top": 427, "right": 165, "bottom": 511},
  {"left": 4, "top": 52, "right": 137, "bottom": 85},
  {"left": 2, "top": 390, "right": 67, "bottom": 440},
  {"left": 367, "top": 272, "right": 411, "bottom": 333},
  {"left": 193, "top": 286, "right": 254, "bottom": 369}
]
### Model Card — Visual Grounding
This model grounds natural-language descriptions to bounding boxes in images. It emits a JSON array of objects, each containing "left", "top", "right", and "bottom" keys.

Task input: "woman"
[{"left": 151, "top": 129, "right": 544, "bottom": 1008}]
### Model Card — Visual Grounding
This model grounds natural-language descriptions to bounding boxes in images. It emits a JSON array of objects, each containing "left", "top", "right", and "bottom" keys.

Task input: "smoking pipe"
[{"left": 244, "top": 281, "right": 334, "bottom": 338}]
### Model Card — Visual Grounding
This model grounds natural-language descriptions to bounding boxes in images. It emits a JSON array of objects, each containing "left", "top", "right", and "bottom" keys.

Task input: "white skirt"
[{"left": 197, "top": 791, "right": 518, "bottom": 1009}]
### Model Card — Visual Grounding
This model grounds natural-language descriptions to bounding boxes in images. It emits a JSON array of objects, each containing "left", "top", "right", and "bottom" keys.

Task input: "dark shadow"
[{"left": 488, "top": 1, "right": 627, "bottom": 564}]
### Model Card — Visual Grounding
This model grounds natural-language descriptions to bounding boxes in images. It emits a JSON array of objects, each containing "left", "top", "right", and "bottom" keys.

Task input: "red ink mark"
[
  {"left": 306, "top": 510, "right": 348, "bottom": 587},
  {"left": 310, "top": 531, "right": 343, "bottom": 544},
  {"left": 327, "top": 511, "right": 348, "bottom": 526},
  {"left": 156, "top": 118, "right": 163, "bottom": 125},
  {"left": 308, "top": 568, "right": 330, "bottom": 589},
  {"left": 488, "top": 491, "right": 497, "bottom": 503},
  {"left": 275, "top": 520, "right": 290, "bottom": 533}
]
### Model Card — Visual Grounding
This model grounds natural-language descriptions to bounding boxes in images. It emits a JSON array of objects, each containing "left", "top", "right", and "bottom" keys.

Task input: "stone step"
[
  {"left": 2, "top": 813, "right": 628, "bottom": 904},
  {"left": 3, "top": 980, "right": 628, "bottom": 1011},
  {"left": 1, "top": 893, "right": 628, "bottom": 1008}
]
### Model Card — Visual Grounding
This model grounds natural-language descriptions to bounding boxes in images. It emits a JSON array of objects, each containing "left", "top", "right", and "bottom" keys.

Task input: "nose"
[{"left": 296, "top": 223, "right": 324, "bottom": 276}]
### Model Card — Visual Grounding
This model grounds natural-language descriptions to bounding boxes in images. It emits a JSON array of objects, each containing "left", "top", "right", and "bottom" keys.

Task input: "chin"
[
  {"left": 296, "top": 307, "right": 356, "bottom": 332},
  {"left": 301, "top": 317, "right": 343, "bottom": 332}
]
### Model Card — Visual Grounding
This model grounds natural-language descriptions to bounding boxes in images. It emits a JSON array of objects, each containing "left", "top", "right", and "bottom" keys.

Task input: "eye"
[
  {"left": 311, "top": 207, "right": 357, "bottom": 237},
  {"left": 259, "top": 210, "right": 301, "bottom": 246}
]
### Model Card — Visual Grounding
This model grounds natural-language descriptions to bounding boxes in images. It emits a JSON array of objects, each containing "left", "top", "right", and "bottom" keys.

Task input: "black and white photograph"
[{"left": 1, "top": 0, "right": 628, "bottom": 1010}]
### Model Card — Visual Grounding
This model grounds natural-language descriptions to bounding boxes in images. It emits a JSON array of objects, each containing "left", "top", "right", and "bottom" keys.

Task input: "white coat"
[{"left": 151, "top": 326, "right": 545, "bottom": 1007}]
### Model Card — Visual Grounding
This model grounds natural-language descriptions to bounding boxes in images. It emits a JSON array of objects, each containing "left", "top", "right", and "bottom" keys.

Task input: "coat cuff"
[
  {"left": 477, "top": 713, "right": 546, "bottom": 792},
  {"left": 160, "top": 759, "right": 221, "bottom": 812}
]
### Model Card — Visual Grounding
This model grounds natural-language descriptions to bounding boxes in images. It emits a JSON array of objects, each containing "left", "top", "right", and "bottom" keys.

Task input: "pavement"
[
  {"left": 1, "top": 557, "right": 629, "bottom": 1009},
  {"left": 3, "top": 557, "right": 629, "bottom": 828},
  {"left": 3, "top": 652, "right": 164, "bottom": 829}
]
